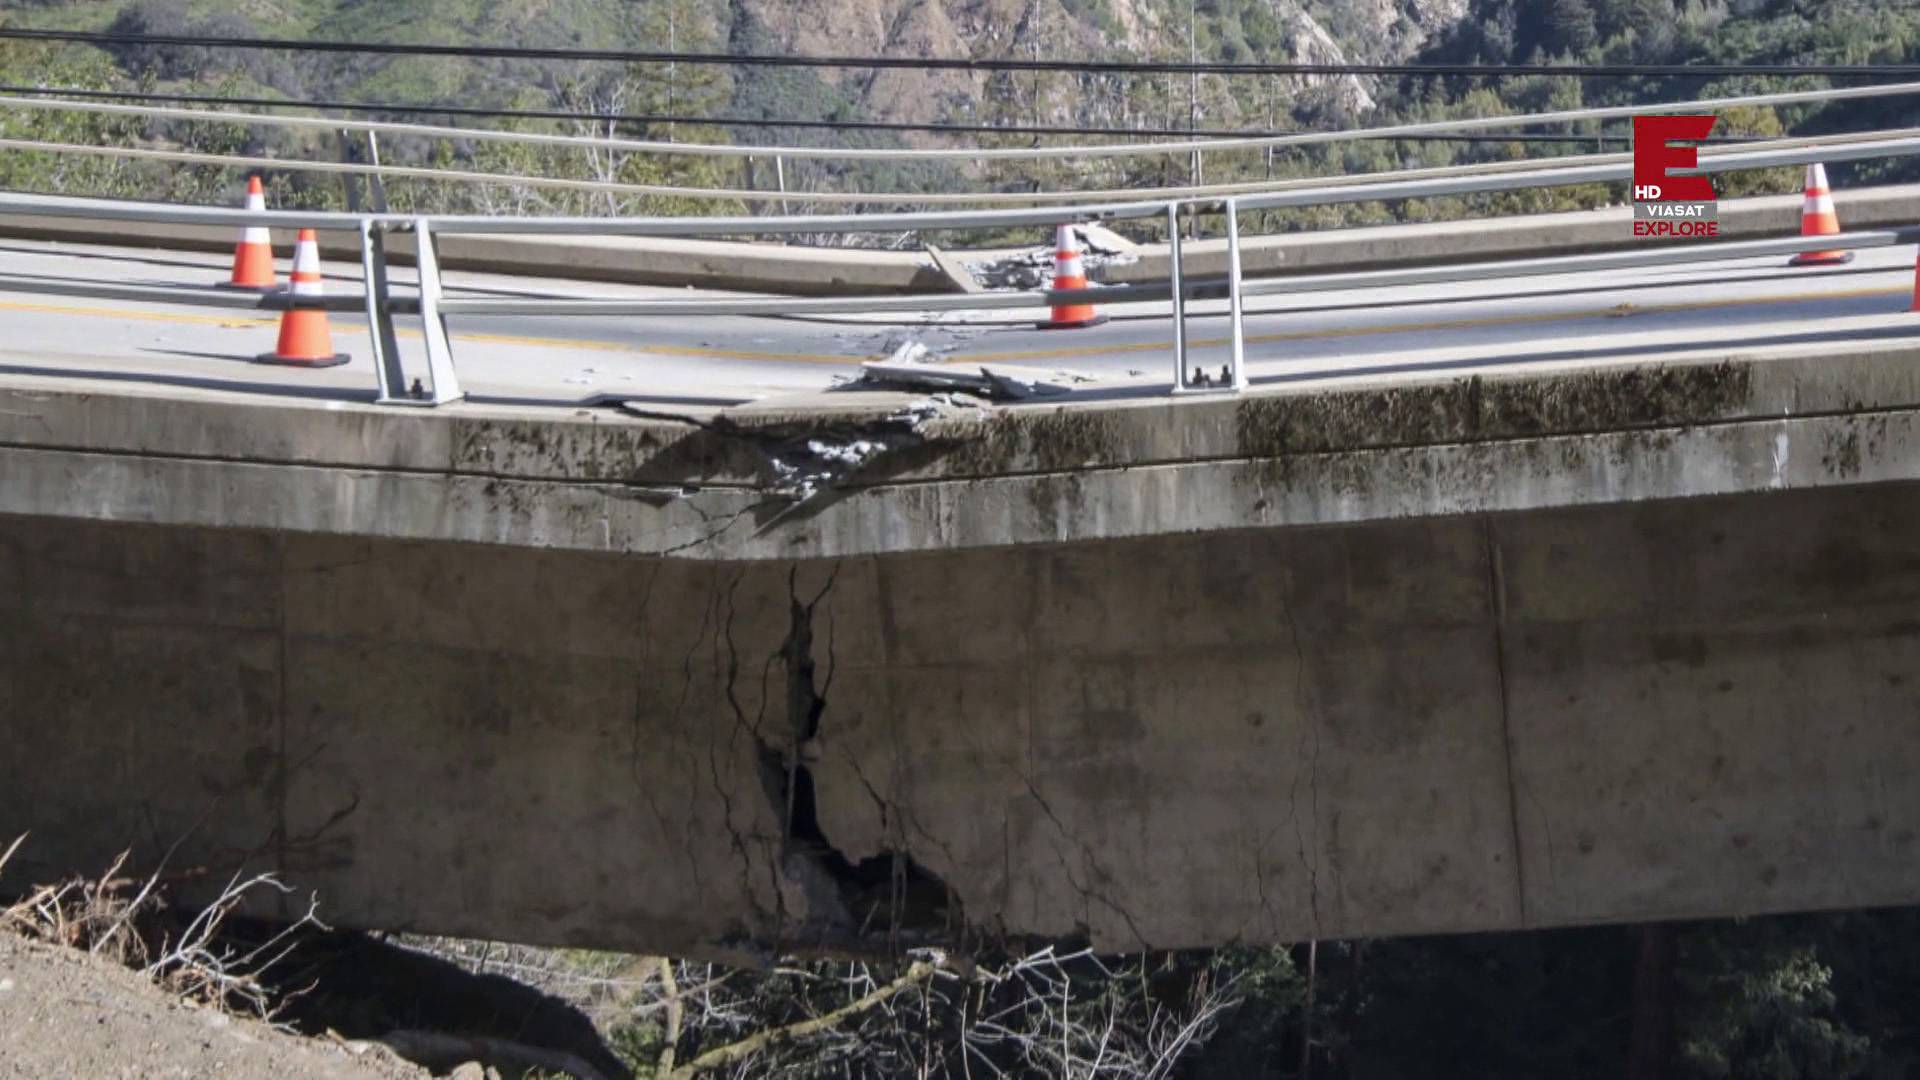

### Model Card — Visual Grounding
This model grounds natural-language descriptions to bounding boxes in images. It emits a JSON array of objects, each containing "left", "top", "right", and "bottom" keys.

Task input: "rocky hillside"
[
  {"left": 729, "top": 0, "right": 1465, "bottom": 123},
  {"left": 730, "top": 0, "right": 1466, "bottom": 118},
  {"left": 0, "top": 0, "right": 1471, "bottom": 131}
]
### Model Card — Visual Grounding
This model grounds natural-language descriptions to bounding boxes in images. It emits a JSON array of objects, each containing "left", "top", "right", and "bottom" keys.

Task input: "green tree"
[{"left": 1676, "top": 928, "right": 1870, "bottom": 1080}]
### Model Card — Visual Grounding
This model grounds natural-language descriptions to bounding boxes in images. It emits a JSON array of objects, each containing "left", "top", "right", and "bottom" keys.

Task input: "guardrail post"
[
  {"left": 1167, "top": 201, "right": 1189, "bottom": 391},
  {"left": 1225, "top": 197, "right": 1248, "bottom": 392},
  {"left": 775, "top": 155, "right": 790, "bottom": 216},
  {"left": 409, "top": 218, "right": 465, "bottom": 406},
  {"left": 1170, "top": 199, "right": 1243, "bottom": 396},
  {"left": 336, "top": 130, "right": 390, "bottom": 214},
  {"left": 363, "top": 131, "right": 390, "bottom": 213},
  {"left": 336, "top": 130, "right": 363, "bottom": 212},
  {"left": 360, "top": 218, "right": 408, "bottom": 403}
]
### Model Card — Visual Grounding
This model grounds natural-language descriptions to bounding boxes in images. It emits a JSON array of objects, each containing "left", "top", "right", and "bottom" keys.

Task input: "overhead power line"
[
  {"left": 7, "top": 25, "right": 1920, "bottom": 79},
  {"left": 0, "top": 83, "right": 1629, "bottom": 144},
  {"left": 6, "top": 80, "right": 1908, "bottom": 163}
]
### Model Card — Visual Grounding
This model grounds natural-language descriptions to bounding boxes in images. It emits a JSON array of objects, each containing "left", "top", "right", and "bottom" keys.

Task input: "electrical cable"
[
  {"left": 0, "top": 83, "right": 1630, "bottom": 143},
  {"left": 7, "top": 25, "right": 1920, "bottom": 79}
]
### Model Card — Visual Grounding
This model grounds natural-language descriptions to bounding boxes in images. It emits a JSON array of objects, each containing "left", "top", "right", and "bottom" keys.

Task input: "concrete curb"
[{"left": 5, "top": 337, "right": 1920, "bottom": 560}]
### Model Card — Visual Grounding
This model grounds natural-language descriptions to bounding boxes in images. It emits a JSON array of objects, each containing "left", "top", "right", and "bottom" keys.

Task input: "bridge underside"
[{"left": 4, "top": 477, "right": 1918, "bottom": 957}]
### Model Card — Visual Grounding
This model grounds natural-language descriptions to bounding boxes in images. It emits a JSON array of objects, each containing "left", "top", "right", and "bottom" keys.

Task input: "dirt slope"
[{"left": 0, "top": 934, "right": 424, "bottom": 1079}]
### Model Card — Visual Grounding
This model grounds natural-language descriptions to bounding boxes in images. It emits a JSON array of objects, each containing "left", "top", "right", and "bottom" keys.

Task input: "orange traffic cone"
[
  {"left": 1037, "top": 224, "right": 1107, "bottom": 330},
  {"left": 257, "top": 229, "right": 348, "bottom": 367},
  {"left": 1788, "top": 163, "right": 1853, "bottom": 267},
  {"left": 1909, "top": 247, "right": 1920, "bottom": 312},
  {"left": 220, "top": 175, "right": 278, "bottom": 291}
]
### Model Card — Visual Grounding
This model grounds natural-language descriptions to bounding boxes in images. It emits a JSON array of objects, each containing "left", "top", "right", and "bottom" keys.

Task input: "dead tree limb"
[
  {"left": 658, "top": 956, "right": 683, "bottom": 1075},
  {"left": 669, "top": 960, "right": 938, "bottom": 1078}
]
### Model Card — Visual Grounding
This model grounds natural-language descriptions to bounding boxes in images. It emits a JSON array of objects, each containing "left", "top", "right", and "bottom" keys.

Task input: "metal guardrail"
[
  {"left": 8, "top": 122, "right": 1915, "bottom": 209},
  {"left": 0, "top": 129, "right": 1915, "bottom": 406},
  {"left": 5, "top": 121, "right": 1904, "bottom": 236}
]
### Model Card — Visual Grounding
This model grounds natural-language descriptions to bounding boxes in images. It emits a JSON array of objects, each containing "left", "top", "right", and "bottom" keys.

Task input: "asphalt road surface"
[{"left": 0, "top": 235, "right": 1911, "bottom": 413}]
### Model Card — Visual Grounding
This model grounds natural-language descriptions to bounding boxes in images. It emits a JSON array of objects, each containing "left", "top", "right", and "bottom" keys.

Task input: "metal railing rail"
[
  {"left": 0, "top": 132, "right": 1915, "bottom": 406},
  {"left": 2, "top": 128, "right": 1915, "bottom": 241},
  {"left": 411, "top": 131, "right": 1920, "bottom": 235},
  {"left": 1230, "top": 130, "right": 1920, "bottom": 212},
  {"left": 8, "top": 121, "right": 1920, "bottom": 209},
  {"left": 0, "top": 137, "right": 793, "bottom": 205}
]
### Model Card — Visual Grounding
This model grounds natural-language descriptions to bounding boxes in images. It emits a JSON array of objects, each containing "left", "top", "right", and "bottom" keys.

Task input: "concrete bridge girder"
[{"left": 3, "top": 477, "right": 1918, "bottom": 956}]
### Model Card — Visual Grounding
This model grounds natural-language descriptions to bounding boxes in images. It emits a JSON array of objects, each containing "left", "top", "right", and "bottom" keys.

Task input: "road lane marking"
[
  {"left": 0, "top": 299, "right": 279, "bottom": 329},
  {"left": 0, "top": 299, "right": 858, "bottom": 364},
  {"left": 0, "top": 283, "right": 1907, "bottom": 368},
  {"left": 449, "top": 329, "right": 852, "bottom": 365}
]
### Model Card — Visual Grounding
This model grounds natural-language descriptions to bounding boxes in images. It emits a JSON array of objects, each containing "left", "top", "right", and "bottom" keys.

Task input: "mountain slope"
[{"left": 0, "top": 0, "right": 1472, "bottom": 131}]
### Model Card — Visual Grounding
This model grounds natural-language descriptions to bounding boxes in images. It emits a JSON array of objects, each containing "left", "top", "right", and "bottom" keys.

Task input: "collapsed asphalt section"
[
  {"left": 963, "top": 224, "right": 1141, "bottom": 291},
  {"left": 623, "top": 385, "right": 982, "bottom": 505},
  {"left": 616, "top": 337, "right": 1104, "bottom": 507}
]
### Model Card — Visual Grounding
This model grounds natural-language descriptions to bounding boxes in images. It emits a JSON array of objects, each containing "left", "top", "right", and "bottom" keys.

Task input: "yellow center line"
[
  {"left": 0, "top": 282, "right": 1908, "bottom": 367},
  {"left": 0, "top": 298, "right": 857, "bottom": 364},
  {"left": 449, "top": 329, "right": 852, "bottom": 365},
  {"left": 0, "top": 298, "right": 278, "bottom": 329}
]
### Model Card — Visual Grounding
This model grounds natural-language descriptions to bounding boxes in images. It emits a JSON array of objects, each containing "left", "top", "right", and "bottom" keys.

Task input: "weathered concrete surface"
[
  {"left": 5, "top": 480, "right": 1920, "bottom": 956},
  {"left": 8, "top": 341, "right": 1920, "bottom": 955},
  {"left": 0, "top": 195, "right": 958, "bottom": 296},
  {"left": 3, "top": 339, "right": 1920, "bottom": 561}
]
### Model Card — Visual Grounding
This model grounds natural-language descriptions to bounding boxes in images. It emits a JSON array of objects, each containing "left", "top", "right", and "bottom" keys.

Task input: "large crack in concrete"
[
  {"left": 739, "top": 565, "right": 960, "bottom": 951},
  {"left": 1279, "top": 564, "right": 1326, "bottom": 939}
]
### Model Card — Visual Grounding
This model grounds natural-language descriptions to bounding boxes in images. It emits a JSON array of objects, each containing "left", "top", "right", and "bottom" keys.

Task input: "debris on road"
[
  {"left": 858, "top": 336, "right": 1098, "bottom": 403},
  {"left": 979, "top": 365, "right": 1097, "bottom": 400},
  {"left": 964, "top": 225, "right": 1140, "bottom": 291}
]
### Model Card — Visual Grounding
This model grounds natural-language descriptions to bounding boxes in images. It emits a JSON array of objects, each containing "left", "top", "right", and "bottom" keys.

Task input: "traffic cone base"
[
  {"left": 1035, "top": 312, "right": 1109, "bottom": 330},
  {"left": 1789, "top": 250, "right": 1855, "bottom": 267},
  {"left": 257, "top": 228, "right": 348, "bottom": 368},
  {"left": 255, "top": 344, "right": 349, "bottom": 368}
]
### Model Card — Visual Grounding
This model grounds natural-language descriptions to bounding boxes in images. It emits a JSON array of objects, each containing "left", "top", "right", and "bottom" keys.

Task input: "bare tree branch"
[{"left": 670, "top": 960, "right": 939, "bottom": 1078}]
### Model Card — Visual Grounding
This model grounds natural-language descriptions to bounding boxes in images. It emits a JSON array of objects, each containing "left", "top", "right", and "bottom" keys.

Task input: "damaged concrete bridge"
[{"left": 6, "top": 339, "right": 1920, "bottom": 959}]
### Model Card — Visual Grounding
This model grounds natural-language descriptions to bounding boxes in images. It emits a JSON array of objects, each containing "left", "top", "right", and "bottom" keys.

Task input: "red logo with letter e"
[{"left": 1633, "top": 115, "right": 1719, "bottom": 239}]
